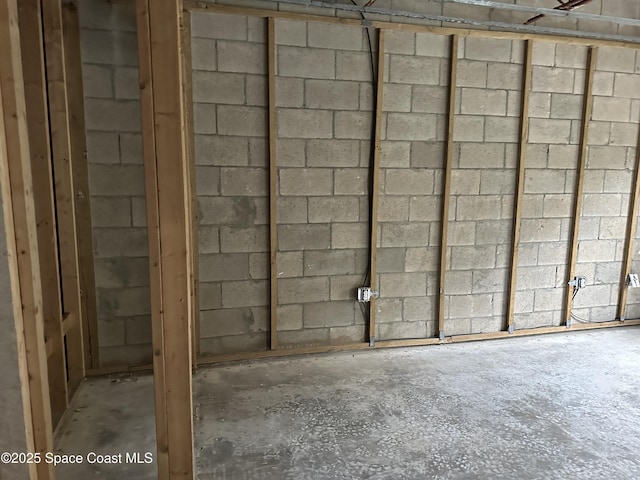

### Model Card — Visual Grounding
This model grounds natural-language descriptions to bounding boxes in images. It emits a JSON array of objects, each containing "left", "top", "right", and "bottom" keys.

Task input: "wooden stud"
[
  {"left": 268, "top": 17, "right": 278, "bottom": 350},
  {"left": 42, "top": 0, "right": 85, "bottom": 395},
  {"left": 564, "top": 47, "right": 598, "bottom": 326},
  {"left": 0, "top": 0, "right": 55, "bottom": 477},
  {"left": 368, "top": 28, "right": 385, "bottom": 345},
  {"left": 617, "top": 118, "right": 640, "bottom": 320},
  {"left": 438, "top": 35, "right": 458, "bottom": 339},
  {"left": 183, "top": 1, "right": 640, "bottom": 50},
  {"left": 506, "top": 40, "right": 533, "bottom": 332},
  {"left": 62, "top": 2, "right": 100, "bottom": 370},
  {"left": 137, "top": 0, "right": 195, "bottom": 478},
  {"left": 180, "top": 10, "right": 200, "bottom": 364},
  {"left": 17, "top": 0, "right": 68, "bottom": 428}
]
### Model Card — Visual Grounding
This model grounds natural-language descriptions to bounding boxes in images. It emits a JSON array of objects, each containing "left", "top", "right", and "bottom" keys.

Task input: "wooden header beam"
[
  {"left": 0, "top": 0, "right": 55, "bottom": 477},
  {"left": 137, "top": 0, "right": 195, "bottom": 478},
  {"left": 268, "top": 17, "right": 278, "bottom": 350}
]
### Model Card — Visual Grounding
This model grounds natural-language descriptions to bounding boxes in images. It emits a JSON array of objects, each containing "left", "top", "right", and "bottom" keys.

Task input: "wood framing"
[
  {"left": 506, "top": 40, "right": 533, "bottom": 332},
  {"left": 42, "top": 0, "right": 85, "bottom": 394},
  {"left": 61, "top": 2, "right": 100, "bottom": 370},
  {"left": 17, "top": 0, "right": 68, "bottom": 429},
  {"left": 180, "top": 9, "right": 200, "bottom": 363},
  {"left": 564, "top": 47, "right": 598, "bottom": 326},
  {"left": 438, "top": 34, "right": 458, "bottom": 339},
  {"left": 0, "top": 0, "right": 55, "bottom": 477},
  {"left": 184, "top": 1, "right": 640, "bottom": 49},
  {"left": 368, "top": 28, "right": 385, "bottom": 346},
  {"left": 137, "top": 0, "right": 195, "bottom": 478},
  {"left": 617, "top": 122, "right": 640, "bottom": 320},
  {"left": 268, "top": 17, "right": 278, "bottom": 350}
]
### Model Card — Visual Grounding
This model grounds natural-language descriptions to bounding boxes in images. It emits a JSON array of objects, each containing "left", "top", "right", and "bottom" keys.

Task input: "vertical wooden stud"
[
  {"left": 438, "top": 34, "right": 458, "bottom": 340},
  {"left": 368, "top": 28, "right": 385, "bottom": 346},
  {"left": 0, "top": 0, "right": 55, "bottom": 477},
  {"left": 137, "top": 0, "right": 195, "bottom": 478},
  {"left": 17, "top": 0, "right": 68, "bottom": 428},
  {"left": 42, "top": 0, "right": 85, "bottom": 394},
  {"left": 617, "top": 121, "right": 640, "bottom": 320},
  {"left": 62, "top": 2, "right": 100, "bottom": 370},
  {"left": 564, "top": 47, "right": 598, "bottom": 326},
  {"left": 506, "top": 40, "right": 533, "bottom": 332},
  {"left": 268, "top": 17, "right": 278, "bottom": 350}
]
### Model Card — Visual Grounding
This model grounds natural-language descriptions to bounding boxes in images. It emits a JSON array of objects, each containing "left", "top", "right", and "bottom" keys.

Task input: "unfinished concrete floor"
[{"left": 57, "top": 327, "right": 640, "bottom": 479}]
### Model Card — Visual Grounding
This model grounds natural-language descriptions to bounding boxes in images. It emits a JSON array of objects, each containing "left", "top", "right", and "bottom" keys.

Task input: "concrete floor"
[{"left": 57, "top": 327, "right": 640, "bottom": 479}]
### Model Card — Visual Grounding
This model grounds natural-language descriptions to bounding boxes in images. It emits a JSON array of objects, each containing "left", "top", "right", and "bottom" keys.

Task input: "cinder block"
[
  {"left": 385, "top": 30, "right": 415, "bottom": 55},
  {"left": 276, "top": 197, "right": 306, "bottom": 224},
  {"left": 404, "top": 247, "right": 438, "bottom": 272},
  {"left": 487, "top": 63, "right": 522, "bottom": 90},
  {"left": 275, "top": 77, "right": 304, "bottom": 108},
  {"left": 98, "top": 318, "right": 124, "bottom": 348},
  {"left": 514, "top": 290, "right": 534, "bottom": 314},
  {"left": 278, "top": 328, "right": 330, "bottom": 346},
  {"left": 603, "top": 169, "right": 633, "bottom": 194},
  {"left": 594, "top": 261, "right": 623, "bottom": 284},
  {"left": 307, "top": 22, "right": 362, "bottom": 51},
  {"left": 415, "top": 33, "right": 448, "bottom": 57},
  {"left": 379, "top": 272, "right": 427, "bottom": 298},
  {"left": 304, "top": 302, "right": 355, "bottom": 328},
  {"left": 80, "top": 30, "right": 138, "bottom": 67},
  {"left": 375, "top": 297, "right": 402, "bottom": 323},
  {"left": 464, "top": 37, "right": 511, "bottom": 62},
  {"left": 460, "top": 88, "right": 507, "bottom": 116},
  {"left": 277, "top": 139, "right": 305, "bottom": 167},
  {"left": 386, "top": 113, "right": 437, "bottom": 141},
  {"left": 518, "top": 243, "right": 539, "bottom": 267},
  {"left": 404, "top": 297, "right": 435, "bottom": 322},
  {"left": 447, "top": 222, "right": 476, "bottom": 246},
  {"left": 542, "top": 194, "right": 573, "bottom": 218},
  {"left": 572, "top": 284, "right": 611, "bottom": 308},
  {"left": 94, "top": 257, "right": 149, "bottom": 289},
  {"left": 408, "top": 196, "right": 441, "bottom": 222},
  {"left": 457, "top": 143, "right": 505, "bottom": 169},
  {"left": 220, "top": 167, "right": 267, "bottom": 196},
  {"left": 444, "top": 271, "right": 472, "bottom": 295},
  {"left": 278, "top": 224, "right": 330, "bottom": 251},
  {"left": 382, "top": 83, "right": 412, "bottom": 112},
  {"left": 597, "top": 46, "right": 636, "bottom": 73},
  {"left": 199, "top": 308, "right": 254, "bottom": 338},
  {"left": 478, "top": 170, "right": 515, "bottom": 195},
  {"left": 91, "top": 197, "right": 131, "bottom": 227},
  {"left": 198, "top": 197, "right": 266, "bottom": 225},
  {"left": 192, "top": 71, "right": 244, "bottom": 104},
  {"left": 547, "top": 145, "right": 577, "bottom": 169},
  {"left": 411, "top": 85, "right": 449, "bottom": 114},
  {"left": 280, "top": 168, "right": 332, "bottom": 196},
  {"left": 532, "top": 67, "right": 574, "bottom": 94},
  {"left": 220, "top": 226, "right": 268, "bottom": 253},
  {"left": 516, "top": 265, "right": 557, "bottom": 289},
  {"left": 334, "top": 111, "right": 371, "bottom": 139},
  {"left": 592, "top": 96, "right": 631, "bottom": 122},
  {"left": 198, "top": 225, "right": 219, "bottom": 254},
  {"left": 537, "top": 242, "right": 567, "bottom": 266},
  {"left": 193, "top": 104, "right": 217, "bottom": 135},
  {"left": 450, "top": 245, "right": 496, "bottom": 270},
  {"left": 484, "top": 116, "right": 519, "bottom": 143},
  {"left": 613, "top": 73, "right": 640, "bottom": 99},
  {"left": 278, "top": 276, "right": 329, "bottom": 304},
  {"left": 410, "top": 142, "right": 445, "bottom": 168},
  {"left": 328, "top": 274, "right": 361, "bottom": 301},
  {"left": 376, "top": 248, "right": 405, "bottom": 274},
  {"left": 274, "top": 18, "right": 306, "bottom": 46},
  {"left": 474, "top": 220, "right": 511, "bottom": 245},
  {"left": 195, "top": 135, "right": 248, "bottom": 166},
  {"left": 610, "top": 122, "right": 639, "bottom": 147},
  {"left": 379, "top": 321, "right": 428, "bottom": 340},
  {"left": 83, "top": 64, "right": 113, "bottom": 98},
  {"left": 453, "top": 116, "right": 484, "bottom": 143},
  {"left": 191, "top": 38, "right": 217, "bottom": 71},
  {"left": 582, "top": 193, "right": 622, "bottom": 217},
  {"left": 448, "top": 293, "right": 493, "bottom": 318},
  {"left": 247, "top": 16, "right": 266, "bottom": 43},
  {"left": 587, "top": 146, "right": 627, "bottom": 170},
  {"left": 199, "top": 253, "right": 249, "bottom": 282},
  {"left": 523, "top": 169, "right": 566, "bottom": 195},
  {"left": 84, "top": 99, "right": 140, "bottom": 132},
  {"left": 381, "top": 223, "right": 430, "bottom": 247},
  {"left": 378, "top": 197, "right": 410, "bottom": 222},
  {"left": 520, "top": 218, "right": 562, "bottom": 243},
  {"left": 331, "top": 223, "right": 368, "bottom": 248},
  {"left": 217, "top": 105, "right": 267, "bottom": 137},
  {"left": 245, "top": 75, "right": 267, "bottom": 107},
  {"left": 86, "top": 131, "right": 119, "bottom": 164},
  {"left": 335, "top": 168, "right": 368, "bottom": 195},
  {"left": 112, "top": 67, "right": 138, "bottom": 100},
  {"left": 124, "top": 316, "right": 151, "bottom": 345},
  {"left": 599, "top": 217, "right": 627, "bottom": 240},
  {"left": 304, "top": 79, "right": 360, "bottom": 110},
  {"left": 550, "top": 93, "right": 583, "bottom": 120},
  {"left": 336, "top": 51, "right": 371, "bottom": 81},
  {"left": 455, "top": 196, "right": 502, "bottom": 221},
  {"left": 472, "top": 268, "right": 508, "bottom": 294},
  {"left": 89, "top": 165, "right": 144, "bottom": 196},
  {"left": 191, "top": 12, "right": 247, "bottom": 40},
  {"left": 384, "top": 168, "right": 434, "bottom": 195},
  {"left": 577, "top": 217, "right": 600, "bottom": 240},
  {"left": 450, "top": 170, "right": 480, "bottom": 195},
  {"left": 308, "top": 197, "right": 360, "bottom": 223},
  {"left": 529, "top": 93, "right": 551, "bottom": 118},
  {"left": 307, "top": 140, "right": 360, "bottom": 167},
  {"left": 528, "top": 118, "right": 571, "bottom": 144},
  {"left": 222, "top": 280, "right": 269, "bottom": 308},
  {"left": 531, "top": 42, "right": 555, "bottom": 67},
  {"left": 381, "top": 142, "right": 410, "bottom": 168},
  {"left": 554, "top": 44, "right": 588, "bottom": 69},
  {"left": 249, "top": 253, "right": 268, "bottom": 280},
  {"left": 456, "top": 60, "right": 487, "bottom": 88},
  {"left": 274, "top": 305, "right": 303, "bottom": 331},
  {"left": 278, "top": 46, "right": 335, "bottom": 79},
  {"left": 389, "top": 55, "right": 440, "bottom": 85}
]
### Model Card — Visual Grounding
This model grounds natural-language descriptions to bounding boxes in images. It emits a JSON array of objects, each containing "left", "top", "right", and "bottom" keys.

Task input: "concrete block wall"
[
  {"left": 78, "top": 0, "right": 152, "bottom": 366},
  {"left": 192, "top": 12, "right": 271, "bottom": 354},
  {"left": 571, "top": 46, "right": 640, "bottom": 323},
  {"left": 374, "top": 31, "right": 449, "bottom": 340}
]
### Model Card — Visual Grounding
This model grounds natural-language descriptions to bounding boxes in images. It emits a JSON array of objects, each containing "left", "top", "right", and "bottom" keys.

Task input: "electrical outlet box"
[
  {"left": 629, "top": 274, "right": 640, "bottom": 288},
  {"left": 357, "top": 287, "right": 379, "bottom": 303},
  {"left": 568, "top": 276, "right": 587, "bottom": 288}
]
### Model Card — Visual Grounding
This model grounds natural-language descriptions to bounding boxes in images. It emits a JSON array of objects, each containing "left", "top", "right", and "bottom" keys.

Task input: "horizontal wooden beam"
[{"left": 184, "top": 1, "right": 640, "bottom": 49}]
